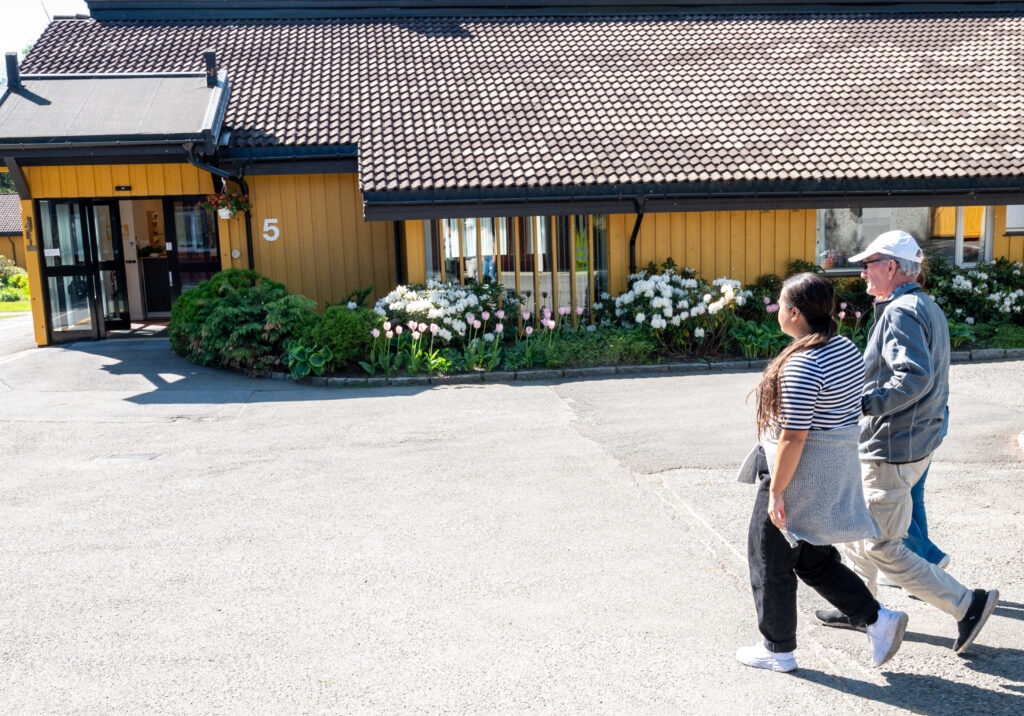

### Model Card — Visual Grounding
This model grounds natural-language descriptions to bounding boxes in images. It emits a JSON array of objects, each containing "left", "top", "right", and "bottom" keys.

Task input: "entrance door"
[
  {"left": 164, "top": 199, "right": 221, "bottom": 301},
  {"left": 38, "top": 199, "right": 129, "bottom": 342}
]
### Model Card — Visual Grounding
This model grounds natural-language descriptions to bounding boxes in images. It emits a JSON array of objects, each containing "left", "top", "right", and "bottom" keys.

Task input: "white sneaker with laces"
[
  {"left": 866, "top": 607, "right": 909, "bottom": 668},
  {"left": 735, "top": 643, "right": 797, "bottom": 673}
]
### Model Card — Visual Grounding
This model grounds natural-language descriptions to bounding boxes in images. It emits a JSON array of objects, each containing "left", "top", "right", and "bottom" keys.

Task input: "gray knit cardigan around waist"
[{"left": 762, "top": 424, "right": 880, "bottom": 547}]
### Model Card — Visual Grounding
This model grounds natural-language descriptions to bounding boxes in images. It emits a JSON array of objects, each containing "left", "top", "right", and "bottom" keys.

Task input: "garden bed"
[{"left": 166, "top": 257, "right": 1024, "bottom": 383}]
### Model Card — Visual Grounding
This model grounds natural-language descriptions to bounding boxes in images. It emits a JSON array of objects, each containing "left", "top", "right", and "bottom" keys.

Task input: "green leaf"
[{"left": 291, "top": 361, "right": 311, "bottom": 379}]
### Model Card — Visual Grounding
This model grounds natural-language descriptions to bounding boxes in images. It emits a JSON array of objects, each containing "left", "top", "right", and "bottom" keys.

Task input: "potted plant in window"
[
  {"left": 201, "top": 191, "right": 251, "bottom": 219},
  {"left": 822, "top": 249, "right": 837, "bottom": 270}
]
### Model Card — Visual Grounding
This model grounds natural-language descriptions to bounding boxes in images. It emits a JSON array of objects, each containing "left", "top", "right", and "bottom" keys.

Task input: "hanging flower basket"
[{"left": 201, "top": 191, "right": 251, "bottom": 219}]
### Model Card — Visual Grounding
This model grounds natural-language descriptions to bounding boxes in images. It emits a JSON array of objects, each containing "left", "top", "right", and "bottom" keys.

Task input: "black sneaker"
[
  {"left": 815, "top": 608, "right": 867, "bottom": 633},
  {"left": 954, "top": 589, "right": 999, "bottom": 654}
]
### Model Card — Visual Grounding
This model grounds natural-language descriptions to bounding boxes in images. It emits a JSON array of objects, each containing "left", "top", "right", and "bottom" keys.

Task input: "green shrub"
[
  {"left": 0, "top": 255, "right": 26, "bottom": 285},
  {"left": 541, "top": 328, "right": 658, "bottom": 369},
  {"left": 169, "top": 268, "right": 317, "bottom": 375},
  {"left": 6, "top": 272, "right": 28, "bottom": 289},
  {"left": 729, "top": 316, "right": 789, "bottom": 359},
  {"left": 306, "top": 304, "right": 380, "bottom": 371},
  {"left": 992, "top": 323, "right": 1024, "bottom": 348},
  {"left": 0, "top": 287, "right": 21, "bottom": 302}
]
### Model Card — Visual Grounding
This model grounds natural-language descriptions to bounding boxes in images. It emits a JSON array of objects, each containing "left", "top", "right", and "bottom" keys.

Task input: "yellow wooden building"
[{"left": 2, "top": 2, "right": 1023, "bottom": 345}]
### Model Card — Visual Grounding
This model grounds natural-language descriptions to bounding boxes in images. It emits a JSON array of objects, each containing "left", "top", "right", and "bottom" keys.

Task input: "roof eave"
[{"left": 362, "top": 176, "right": 1024, "bottom": 221}]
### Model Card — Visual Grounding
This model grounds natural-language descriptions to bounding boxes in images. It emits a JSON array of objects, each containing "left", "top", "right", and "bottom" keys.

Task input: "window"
[
  {"left": 817, "top": 206, "right": 989, "bottom": 269},
  {"left": 1006, "top": 206, "right": 1024, "bottom": 234},
  {"left": 423, "top": 214, "right": 609, "bottom": 318}
]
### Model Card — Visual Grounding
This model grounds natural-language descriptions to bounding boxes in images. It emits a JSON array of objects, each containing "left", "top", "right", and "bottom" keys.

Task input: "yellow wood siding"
[
  {"left": 23, "top": 163, "right": 212, "bottom": 199},
  {"left": 19, "top": 198, "right": 47, "bottom": 345},
  {"left": 220, "top": 173, "right": 395, "bottom": 308},
  {"left": 405, "top": 209, "right": 816, "bottom": 297},
  {"left": 992, "top": 206, "right": 1024, "bottom": 263},
  {"left": 609, "top": 208, "right": 816, "bottom": 291}
]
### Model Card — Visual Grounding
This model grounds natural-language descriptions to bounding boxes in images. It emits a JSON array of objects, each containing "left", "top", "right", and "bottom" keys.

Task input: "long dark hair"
[{"left": 753, "top": 272, "right": 838, "bottom": 436}]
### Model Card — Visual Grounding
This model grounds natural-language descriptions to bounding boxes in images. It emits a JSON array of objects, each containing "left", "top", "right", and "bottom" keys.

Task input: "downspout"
[
  {"left": 185, "top": 145, "right": 255, "bottom": 271},
  {"left": 628, "top": 197, "right": 647, "bottom": 276}
]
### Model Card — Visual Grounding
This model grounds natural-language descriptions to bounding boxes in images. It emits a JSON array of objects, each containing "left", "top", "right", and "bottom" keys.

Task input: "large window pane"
[
  {"left": 47, "top": 275, "right": 92, "bottom": 333},
  {"left": 171, "top": 201, "right": 218, "bottom": 262},
  {"left": 818, "top": 207, "right": 988, "bottom": 269}
]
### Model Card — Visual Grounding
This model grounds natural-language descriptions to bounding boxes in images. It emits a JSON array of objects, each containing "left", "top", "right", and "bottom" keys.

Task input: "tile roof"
[
  {"left": 0, "top": 193, "right": 23, "bottom": 234},
  {"left": 18, "top": 13, "right": 1024, "bottom": 196}
]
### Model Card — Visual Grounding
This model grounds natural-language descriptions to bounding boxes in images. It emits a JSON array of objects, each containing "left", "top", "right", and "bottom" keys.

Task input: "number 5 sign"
[{"left": 262, "top": 218, "right": 280, "bottom": 242}]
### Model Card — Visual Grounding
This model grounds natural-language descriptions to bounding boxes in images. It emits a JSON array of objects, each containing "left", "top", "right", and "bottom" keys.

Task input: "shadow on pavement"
[
  {"left": 67, "top": 339, "right": 433, "bottom": 404},
  {"left": 792, "top": 668, "right": 1022, "bottom": 713}
]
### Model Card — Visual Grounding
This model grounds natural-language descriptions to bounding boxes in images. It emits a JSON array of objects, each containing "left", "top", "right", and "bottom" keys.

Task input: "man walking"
[{"left": 816, "top": 230, "right": 998, "bottom": 654}]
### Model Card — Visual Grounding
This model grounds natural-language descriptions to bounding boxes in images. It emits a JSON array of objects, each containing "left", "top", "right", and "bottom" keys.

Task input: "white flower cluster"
[
  {"left": 988, "top": 287, "right": 1024, "bottom": 315},
  {"left": 606, "top": 268, "right": 747, "bottom": 334},
  {"left": 374, "top": 281, "right": 515, "bottom": 344}
]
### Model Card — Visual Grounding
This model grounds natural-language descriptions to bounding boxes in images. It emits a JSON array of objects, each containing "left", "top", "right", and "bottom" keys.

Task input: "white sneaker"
[
  {"left": 866, "top": 607, "right": 909, "bottom": 668},
  {"left": 735, "top": 643, "right": 797, "bottom": 673}
]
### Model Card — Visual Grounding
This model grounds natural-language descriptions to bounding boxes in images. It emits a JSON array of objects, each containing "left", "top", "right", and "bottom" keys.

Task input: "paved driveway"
[{"left": 1, "top": 325, "right": 1022, "bottom": 714}]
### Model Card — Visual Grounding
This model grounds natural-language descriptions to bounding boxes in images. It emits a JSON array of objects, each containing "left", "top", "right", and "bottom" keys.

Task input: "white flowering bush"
[
  {"left": 592, "top": 261, "right": 752, "bottom": 353},
  {"left": 373, "top": 280, "right": 522, "bottom": 346},
  {"left": 929, "top": 257, "right": 1024, "bottom": 326}
]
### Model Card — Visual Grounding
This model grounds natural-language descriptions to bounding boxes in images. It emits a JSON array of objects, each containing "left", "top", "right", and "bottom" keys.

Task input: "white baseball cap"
[{"left": 849, "top": 230, "right": 924, "bottom": 264}]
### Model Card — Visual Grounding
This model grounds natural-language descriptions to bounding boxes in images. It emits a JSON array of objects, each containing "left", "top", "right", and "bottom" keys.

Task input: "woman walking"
[{"left": 736, "top": 272, "right": 908, "bottom": 672}]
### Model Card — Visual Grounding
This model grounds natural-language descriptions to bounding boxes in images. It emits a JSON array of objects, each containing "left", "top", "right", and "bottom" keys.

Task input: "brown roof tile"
[
  {"left": 0, "top": 193, "right": 22, "bottom": 235},
  {"left": 16, "top": 12, "right": 1024, "bottom": 195}
]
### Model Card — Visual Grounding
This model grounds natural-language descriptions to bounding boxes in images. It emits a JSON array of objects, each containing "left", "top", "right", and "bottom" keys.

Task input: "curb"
[{"left": 268, "top": 348, "right": 1024, "bottom": 390}]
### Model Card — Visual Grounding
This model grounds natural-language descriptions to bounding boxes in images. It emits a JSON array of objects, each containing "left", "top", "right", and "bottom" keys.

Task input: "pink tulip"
[
  {"left": 525, "top": 326, "right": 534, "bottom": 336},
  {"left": 522, "top": 311, "right": 531, "bottom": 320},
  {"left": 855, "top": 311, "right": 862, "bottom": 319},
  {"left": 547, "top": 319, "right": 556, "bottom": 329},
  {"left": 408, "top": 320, "right": 417, "bottom": 330},
  {"left": 386, "top": 330, "right": 394, "bottom": 339},
  {"left": 840, "top": 302, "right": 848, "bottom": 309},
  {"left": 495, "top": 323, "right": 504, "bottom": 333},
  {"left": 766, "top": 303, "right": 779, "bottom": 313},
  {"left": 482, "top": 311, "right": 490, "bottom": 321},
  {"left": 371, "top": 328, "right": 380, "bottom": 338},
  {"left": 496, "top": 310, "right": 505, "bottom": 319},
  {"left": 395, "top": 325, "right": 403, "bottom": 335},
  {"left": 383, "top": 321, "right": 392, "bottom": 331},
  {"left": 418, "top": 322, "right": 427, "bottom": 333},
  {"left": 575, "top": 306, "right": 584, "bottom": 315},
  {"left": 430, "top": 323, "right": 440, "bottom": 334},
  {"left": 474, "top": 320, "right": 482, "bottom": 329},
  {"left": 558, "top": 306, "right": 569, "bottom": 315},
  {"left": 763, "top": 296, "right": 771, "bottom": 305},
  {"left": 543, "top": 307, "right": 552, "bottom": 318},
  {"left": 466, "top": 313, "right": 475, "bottom": 323},
  {"left": 412, "top": 331, "right": 421, "bottom": 340},
  {"left": 838, "top": 311, "right": 846, "bottom": 320}
]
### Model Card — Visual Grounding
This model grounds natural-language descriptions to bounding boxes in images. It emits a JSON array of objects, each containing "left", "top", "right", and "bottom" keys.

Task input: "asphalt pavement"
[{"left": 0, "top": 319, "right": 1021, "bottom": 714}]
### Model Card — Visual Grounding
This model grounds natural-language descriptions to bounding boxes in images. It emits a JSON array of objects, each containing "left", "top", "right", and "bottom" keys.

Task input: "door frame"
[{"left": 37, "top": 198, "right": 130, "bottom": 342}]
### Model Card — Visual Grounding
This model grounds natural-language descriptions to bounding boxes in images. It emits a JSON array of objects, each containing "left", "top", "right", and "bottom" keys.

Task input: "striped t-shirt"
[{"left": 779, "top": 335, "right": 865, "bottom": 431}]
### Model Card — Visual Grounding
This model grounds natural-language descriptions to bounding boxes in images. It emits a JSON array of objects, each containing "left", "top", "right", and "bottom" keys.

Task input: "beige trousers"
[{"left": 841, "top": 455, "right": 972, "bottom": 620}]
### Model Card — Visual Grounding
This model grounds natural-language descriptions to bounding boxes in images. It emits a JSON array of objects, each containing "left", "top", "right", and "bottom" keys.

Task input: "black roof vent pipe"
[
  {"left": 5, "top": 53, "right": 21, "bottom": 90},
  {"left": 203, "top": 49, "right": 218, "bottom": 87}
]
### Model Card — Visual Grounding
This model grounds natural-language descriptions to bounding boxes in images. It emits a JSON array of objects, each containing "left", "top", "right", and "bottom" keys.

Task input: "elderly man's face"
[{"left": 860, "top": 254, "right": 898, "bottom": 298}]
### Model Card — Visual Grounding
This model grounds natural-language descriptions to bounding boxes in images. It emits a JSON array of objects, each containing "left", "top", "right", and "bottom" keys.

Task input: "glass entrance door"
[
  {"left": 38, "top": 199, "right": 129, "bottom": 342},
  {"left": 165, "top": 199, "right": 221, "bottom": 300}
]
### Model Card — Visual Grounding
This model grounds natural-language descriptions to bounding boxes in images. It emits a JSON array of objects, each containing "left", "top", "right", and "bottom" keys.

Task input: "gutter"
[
  {"left": 185, "top": 145, "right": 255, "bottom": 271},
  {"left": 628, "top": 197, "right": 647, "bottom": 276}
]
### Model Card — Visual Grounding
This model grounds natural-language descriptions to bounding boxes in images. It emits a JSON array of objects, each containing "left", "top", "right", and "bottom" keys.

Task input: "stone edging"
[{"left": 270, "top": 347, "right": 1024, "bottom": 388}]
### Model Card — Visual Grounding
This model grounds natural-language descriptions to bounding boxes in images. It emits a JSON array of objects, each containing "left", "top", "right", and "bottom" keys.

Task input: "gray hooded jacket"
[{"left": 860, "top": 282, "right": 950, "bottom": 463}]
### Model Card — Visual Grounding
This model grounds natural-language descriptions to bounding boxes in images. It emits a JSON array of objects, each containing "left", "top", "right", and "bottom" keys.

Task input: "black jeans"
[{"left": 748, "top": 476, "right": 880, "bottom": 652}]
